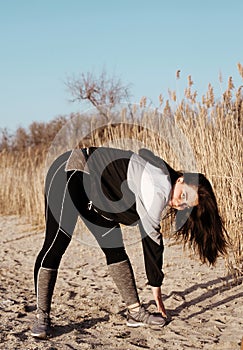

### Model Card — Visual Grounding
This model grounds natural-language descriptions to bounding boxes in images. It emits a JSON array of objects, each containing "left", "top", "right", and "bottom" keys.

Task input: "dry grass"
[
  {"left": 0, "top": 69, "right": 242, "bottom": 274},
  {"left": 0, "top": 148, "right": 46, "bottom": 227}
]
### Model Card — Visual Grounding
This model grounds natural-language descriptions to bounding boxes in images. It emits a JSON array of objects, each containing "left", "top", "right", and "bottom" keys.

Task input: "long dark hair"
[
  {"left": 174, "top": 173, "right": 229, "bottom": 265},
  {"left": 138, "top": 149, "right": 229, "bottom": 265}
]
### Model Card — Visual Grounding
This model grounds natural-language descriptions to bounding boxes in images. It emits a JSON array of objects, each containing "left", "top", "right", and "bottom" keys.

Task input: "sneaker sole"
[
  {"left": 31, "top": 330, "right": 52, "bottom": 339},
  {"left": 127, "top": 321, "right": 145, "bottom": 328},
  {"left": 127, "top": 320, "right": 166, "bottom": 328}
]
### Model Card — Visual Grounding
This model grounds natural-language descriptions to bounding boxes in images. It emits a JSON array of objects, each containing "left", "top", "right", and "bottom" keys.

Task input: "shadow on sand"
[
  {"left": 146, "top": 273, "right": 242, "bottom": 321},
  {"left": 51, "top": 314, "right": 110, "bottom": 338},
  {"left": 170, "top": 274, "right": 241, "bottom": 320}
]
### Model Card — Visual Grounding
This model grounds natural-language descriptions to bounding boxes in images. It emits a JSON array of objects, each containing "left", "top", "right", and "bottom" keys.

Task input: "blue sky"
[{"left": 1, "top": 0, "right": 243, "bottom": 131}]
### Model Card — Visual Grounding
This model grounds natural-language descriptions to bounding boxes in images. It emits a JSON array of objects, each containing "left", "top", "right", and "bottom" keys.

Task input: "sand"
[{"left": 0, "top": 215, "right": 242, "bottom": 350}]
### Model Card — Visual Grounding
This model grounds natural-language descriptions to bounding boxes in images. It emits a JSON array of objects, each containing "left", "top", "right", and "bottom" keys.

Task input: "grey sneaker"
[
  {"left": 31, "top": 311, "right": 51, "bottom": 339},
  {"left": 127, "top": 306, "right": 166, "bottom": 327}
]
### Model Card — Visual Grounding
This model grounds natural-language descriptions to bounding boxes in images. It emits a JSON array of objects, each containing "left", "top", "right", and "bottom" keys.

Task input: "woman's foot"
[
  {"left": 127, "top": 305, "right": 166, "bottom": 327},
  {"left": 31, "top": 310, "right": 52, "bottom": 339}
]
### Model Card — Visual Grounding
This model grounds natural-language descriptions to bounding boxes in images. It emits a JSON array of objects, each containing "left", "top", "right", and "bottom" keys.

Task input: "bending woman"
[{"left": 31, "top": 147, "right": 228, "bottom": 339}]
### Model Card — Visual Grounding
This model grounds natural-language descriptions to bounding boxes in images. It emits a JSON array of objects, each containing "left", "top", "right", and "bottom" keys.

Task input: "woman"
[{"left": 31, "top": 147, "right": 228, "bottom": 339}]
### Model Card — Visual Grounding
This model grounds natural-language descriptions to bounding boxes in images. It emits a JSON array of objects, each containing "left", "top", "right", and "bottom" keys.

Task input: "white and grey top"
[{"left": 127, "top": 153, "right": 171, "bottom": 244}]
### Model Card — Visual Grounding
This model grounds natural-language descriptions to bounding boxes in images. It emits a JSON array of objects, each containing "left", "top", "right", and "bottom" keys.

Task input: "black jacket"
[{"left": 83, "top": 147, "right": 170, "bottom": 287}]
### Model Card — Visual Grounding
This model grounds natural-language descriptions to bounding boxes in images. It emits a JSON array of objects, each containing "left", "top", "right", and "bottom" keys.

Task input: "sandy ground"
[{"left": 0, "top": 215, "right": 242, "bottom": 350}]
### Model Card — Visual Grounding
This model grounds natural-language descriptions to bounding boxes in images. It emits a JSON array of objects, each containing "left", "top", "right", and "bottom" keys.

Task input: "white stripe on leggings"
[{"left": 40, "top": 167, "right": 77, "bottom": 267}]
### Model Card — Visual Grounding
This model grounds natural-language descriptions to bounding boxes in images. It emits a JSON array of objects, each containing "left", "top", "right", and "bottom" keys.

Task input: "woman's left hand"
[{"left": 152, "top": 286, "right": 167, "bottom": 318}]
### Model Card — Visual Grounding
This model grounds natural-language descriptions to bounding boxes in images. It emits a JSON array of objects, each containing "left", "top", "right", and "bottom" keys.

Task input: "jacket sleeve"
[{"left": 139, "top": 221, "right": 164, "bottom": 287}]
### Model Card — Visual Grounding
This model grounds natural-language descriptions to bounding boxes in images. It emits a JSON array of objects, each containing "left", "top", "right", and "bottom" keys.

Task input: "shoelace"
[{"left": 129, "top": 307, "right": 151, "bottom": 323}]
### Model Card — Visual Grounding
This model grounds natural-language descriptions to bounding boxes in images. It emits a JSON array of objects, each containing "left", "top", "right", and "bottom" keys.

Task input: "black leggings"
[{"left": 34, "top": 151, "right": 129, "bottom": 290}]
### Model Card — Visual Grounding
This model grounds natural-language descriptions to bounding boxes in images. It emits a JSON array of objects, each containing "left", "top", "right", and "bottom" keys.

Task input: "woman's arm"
[
  {"left": 139, "top": 222, "right": 167, "bottom": 317},
  {"left": 139, "top": 226, "right": 167, "bottom": 317},
  {"left": 140, "top": 230, "right": 164, "bottom": 287},
  {"left": 152, "top": 286, "right": 167, "bottom": 317}
]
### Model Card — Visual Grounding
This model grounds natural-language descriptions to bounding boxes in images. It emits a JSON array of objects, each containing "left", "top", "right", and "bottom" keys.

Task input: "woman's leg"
[
  {"left": 67, "top": 172, "right": 140, "bottom": 309},
  {"left": 32, "top": 152, "right": 80, "bottom": 339},
  {"left": 84, "top": 216, "right": 140, "bottom": 308},
  {"left": 69, "top": 175, "right": 166, "bottom": 327}
]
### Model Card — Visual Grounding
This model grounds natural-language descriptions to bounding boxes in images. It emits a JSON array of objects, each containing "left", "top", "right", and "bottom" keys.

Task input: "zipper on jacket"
[
  {"left": 87, "top": 201, "right": 93, "bottom": 210},
  {"left": 87, "top": 200, "right": 114, "bottom": 221}
]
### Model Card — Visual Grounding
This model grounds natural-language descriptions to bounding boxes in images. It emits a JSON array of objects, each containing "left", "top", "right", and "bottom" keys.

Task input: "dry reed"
[{"left": 0, "top": 70, "right": 242, "bottom": 274}]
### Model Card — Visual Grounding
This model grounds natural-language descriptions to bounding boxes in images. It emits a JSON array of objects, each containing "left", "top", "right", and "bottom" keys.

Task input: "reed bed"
[
  {"left": 0, "top": 147, "right": 47, "bottom": 227},
  {"left": 0, "top": 72, "right": 242, "bottom": 274}
]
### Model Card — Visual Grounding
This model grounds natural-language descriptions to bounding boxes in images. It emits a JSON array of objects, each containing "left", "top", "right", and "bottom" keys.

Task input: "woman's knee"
[{"left": 38, "top": 230, "right": 72, "bottom": 269}]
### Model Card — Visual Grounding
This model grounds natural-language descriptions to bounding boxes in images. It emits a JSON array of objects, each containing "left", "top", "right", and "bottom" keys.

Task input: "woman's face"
[{"left": 169, "top": 177, "right": 198, "bottom": 210}]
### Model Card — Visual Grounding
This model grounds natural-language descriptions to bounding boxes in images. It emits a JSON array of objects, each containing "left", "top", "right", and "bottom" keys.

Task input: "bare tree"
[{"left": 66, "top": 69, "right": 131, "bottom": 119}]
